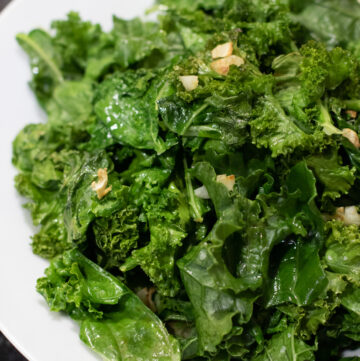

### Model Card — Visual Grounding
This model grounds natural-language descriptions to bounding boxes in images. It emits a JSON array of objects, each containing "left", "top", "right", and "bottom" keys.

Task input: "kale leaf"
[{"left": 13, "top": 1, "right": 360, "bottom": 360}]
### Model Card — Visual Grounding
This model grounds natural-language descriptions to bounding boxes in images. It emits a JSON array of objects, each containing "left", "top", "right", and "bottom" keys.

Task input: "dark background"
[
  {"left": 0, "top": 0, "right": 10, "bottom": 11},
  {"left": 0, "top": 333, "right": 27, "bottom": 361},
  {"left": 0, "top": 1, "right": 28, "bottom": 359}
]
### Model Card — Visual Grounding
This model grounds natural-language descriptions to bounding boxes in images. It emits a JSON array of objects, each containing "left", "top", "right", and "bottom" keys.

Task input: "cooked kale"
[{"left": 13, "top": 1, "right": 360, "bottom": 359}]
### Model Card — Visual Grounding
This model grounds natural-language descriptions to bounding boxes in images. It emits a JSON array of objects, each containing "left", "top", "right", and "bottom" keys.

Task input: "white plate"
[
  {"left": 1, "top": 1, "right": 359, "bottom": 360},
  {"left": 0, "top": 1, "right": 152, "bottom": 360}
]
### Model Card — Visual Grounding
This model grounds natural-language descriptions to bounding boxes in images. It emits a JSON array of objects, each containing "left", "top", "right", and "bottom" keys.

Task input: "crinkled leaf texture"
[
  {"left": 13, "top": 2, "right": 360, "bottom": 360},
  {"left": 37, "top": 249, "right": 181, "bottom": 361},
  {"left": 306, "top": 150, "right": 355, "bottom": 201},
  {"left": 95, "top": 75, "right": 166, "bottom": 153},
  {"left": 325, "top": 221, "right": 360, "bottom": 285},
  {"left": 253, "top": 325, "right": 316, "bottom": 361},
  {"left": 178, "top": 162, "right": 254, "bottom": 353}
]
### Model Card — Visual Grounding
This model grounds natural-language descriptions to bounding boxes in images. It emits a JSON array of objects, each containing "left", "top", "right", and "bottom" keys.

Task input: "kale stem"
[
  {"left": 343, "top": 99, "right": 360, "bottom": 112},
  {"left": 183, "top": 158, "right": 203, "bottom": 223},
  {"left": 318, "top": 101, "right": 342, "bottom": 135},
  {"left": 16, "top": 33, "right": 63, "bottom": 83},
  {"left": 181, "top": 103, "right": 209, "bottom": 135}
]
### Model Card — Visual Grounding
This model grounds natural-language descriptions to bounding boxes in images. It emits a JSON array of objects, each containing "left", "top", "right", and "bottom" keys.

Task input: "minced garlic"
[
  {"left": 210, "top": 55, "right": 244, "bottom": 75},
  {"left": 195, "top": 174, "right": 236, "bottom": 199},
  {"left": 91, "top": 168, "right": 112, "bottom": 199},
  {"left": 342, "top": 128, "right": 360, "bottom": 148},
  {"left": 179, "top": 75, "right": 199, "bottom": 91},
  {"left": 211, "top": 42, "right": 233, "bottom": 59}
]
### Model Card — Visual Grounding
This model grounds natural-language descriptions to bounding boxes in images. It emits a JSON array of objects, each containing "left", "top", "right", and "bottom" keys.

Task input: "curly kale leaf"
[
  {"left": 325, "top": 221, "right": 360, "bottom": 285},
  {"left": 306, "top": 150, "right": 356, "bottom": 201},
  {"left": 37, "top": 249, "right": 181, "bottom": 360},
  {"left": 12, "top": 124, "right": 79, "bottom": 258},
  {"left": 63, "top": 152, "right": 129, "bottom": 244},
  {"left": 291, "top": 0, "right": 360, "bottom": 49},
  {"left": 51, "top": 12, "right": 105, "bottom": 77},
  {"left": 94, "top": 72, "right": 167, "bottom": 153},
  {"left": 46, "top": 80, "right": 95, "bottom": 146},
  {"left": 159, "top": 0, "right": 226, "bottom": 11},
  {"left": 112, "top": 17, "right": 168, "bottom": 68},
  {"left": 16, "top": 29, "right": 63, "bottom": 107},
  {"left": 266, "top": 238, "right": 328, "bottom": 307},
  {"left": 93, "top": 208, "right": 139, "bottom": 269},
  {"left": 178, "top": 161, "right": 325, "bottom": 354},
  {"left": 121, "top": 168, "right": 190, "bottom": 297},
  {"left": 125, "top": 219, "right": 187, "bottom": 297},
  {"left": 253, "top": 325, "right": 316, "bottom": 361},
  {"left": 14, "top": 2, "right": 360, "bottom": 360},
  {"left": 250, "top": 96, "right": 329, "bottom": 157},
  {"left": 15, "top": 172, "right": 70, "bottom": 258}
]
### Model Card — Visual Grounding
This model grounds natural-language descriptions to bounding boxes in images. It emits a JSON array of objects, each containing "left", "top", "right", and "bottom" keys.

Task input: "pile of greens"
[{"left": 12, "top": 0, "right": 360, "bottom": 360}]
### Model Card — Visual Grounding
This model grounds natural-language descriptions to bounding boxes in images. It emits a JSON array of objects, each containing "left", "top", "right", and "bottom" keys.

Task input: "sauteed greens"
[{"left": 13, "top": 0, "right": 360, "bottom": 360}]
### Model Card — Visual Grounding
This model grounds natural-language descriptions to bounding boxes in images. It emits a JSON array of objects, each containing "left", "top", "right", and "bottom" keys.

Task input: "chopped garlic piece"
[
  {"left": 335, "top": 206, "right": 360, "bottom": 226},
  {"left": 194, "top": 186, "right": 210, "bottom": 199},
  {"left": 195, "top": 174, "right": 235, "bottom": 199},
  {"left": 211, "top": 42, "right": 233, "bottom": 59},
  {"left": 346, "top": 110, "right": 357, "bottom": 119},
  {"left": 342, "top": 128, "right": 360, "bottom": 148},
  {"left": 210, "top": 55, "right": 245, "bottom": 75},
  {"left": 91, "top": 168, "right": 112, "bottom": 199},
  {"left": 136, "top": 287, "right": 156, "bottom": 312},
  {"left": 216, "top": 174, "right": 235, "bottom": 191},
  {"left": 179, "top": 75, "right": 199, "bottom": 91}
]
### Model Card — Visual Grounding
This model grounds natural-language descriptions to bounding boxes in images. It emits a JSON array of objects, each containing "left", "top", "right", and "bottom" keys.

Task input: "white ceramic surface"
[{"left": 0, "top": 1, "right": 152, "bottom": 360}]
